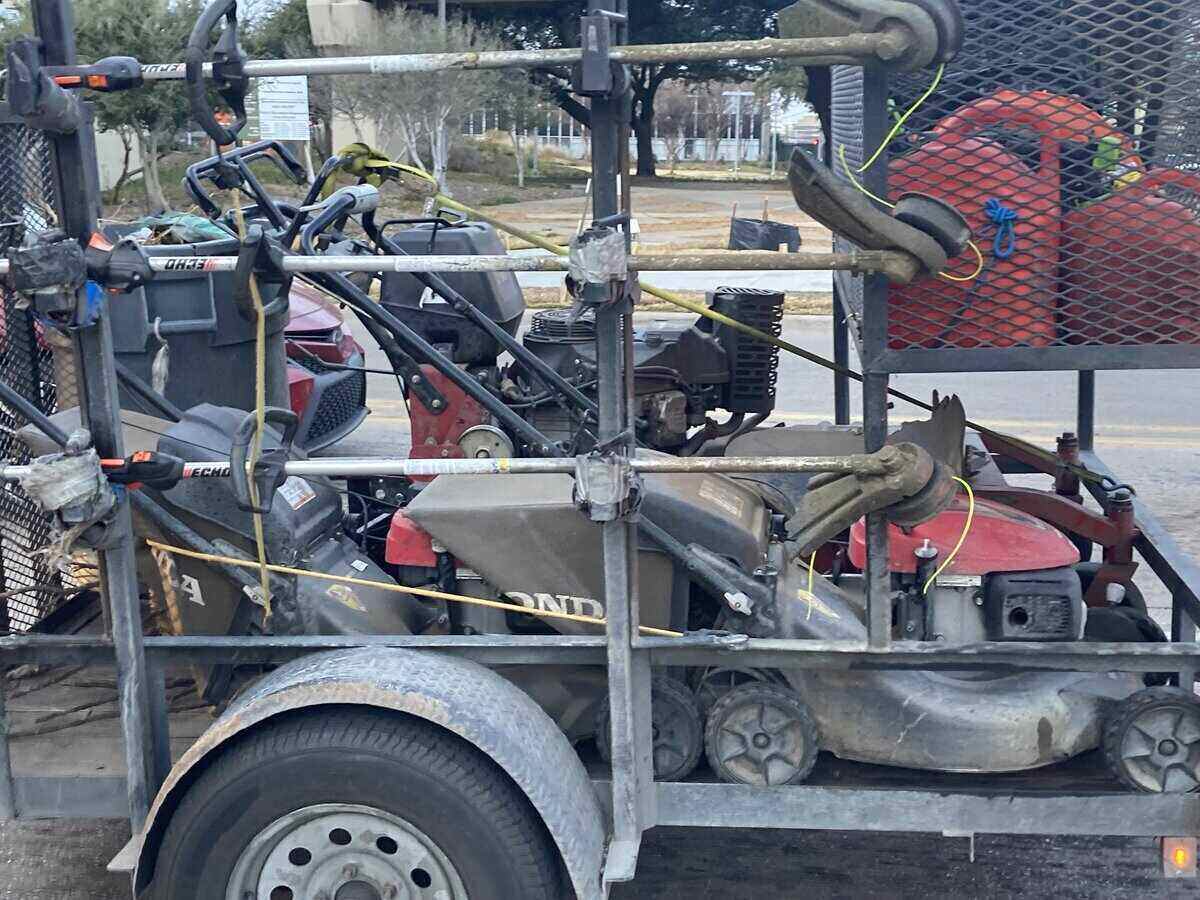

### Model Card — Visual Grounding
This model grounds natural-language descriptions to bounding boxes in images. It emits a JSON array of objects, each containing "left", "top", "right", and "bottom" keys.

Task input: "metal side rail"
[
  {"left": 1081, "top": 450, "right": 1200, "bottom": 686},
  {"left": 1, "top": 632, "right": 1196, "bottom": 672}
]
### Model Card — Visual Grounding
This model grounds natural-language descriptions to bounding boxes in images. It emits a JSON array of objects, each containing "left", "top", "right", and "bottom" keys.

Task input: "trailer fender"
[{"left": 134, "top": 648, "right": 607, "bottom": 900}]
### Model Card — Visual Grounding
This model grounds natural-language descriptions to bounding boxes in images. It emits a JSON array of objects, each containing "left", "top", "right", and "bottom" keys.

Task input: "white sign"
[{"left": 246, "top": 75, "right": 310, "bottom": 142}]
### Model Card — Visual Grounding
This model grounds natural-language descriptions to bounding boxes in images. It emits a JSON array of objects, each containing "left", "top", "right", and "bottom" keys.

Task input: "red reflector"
[{"left": 385, "top": 512, "right": 438, "bottom": 567}]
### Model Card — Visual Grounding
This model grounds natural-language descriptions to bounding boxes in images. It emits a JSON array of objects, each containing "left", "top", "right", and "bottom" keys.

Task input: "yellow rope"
[
  {"left": 837, "top": 143, "right": 895, "bottom": 208},
  {"left": 229, "top": 194, "right": 272, "bottom": 620},
  {"left": 858, "top": 63, "right": 945, "bottom": 174},
  {"left": 144, "top": 538, "right": 683, "bottom": 638},
  {"left": 922, "top": 476, "right": 976, "bottom": 595},
  {"left": 937, "top": 240, "right": 986, "bottom": 282}
]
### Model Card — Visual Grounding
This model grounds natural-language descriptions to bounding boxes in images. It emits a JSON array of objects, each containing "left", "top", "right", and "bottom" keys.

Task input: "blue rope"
[{"left": 983, "top": 198, "right": 1018, "bottom": 260}]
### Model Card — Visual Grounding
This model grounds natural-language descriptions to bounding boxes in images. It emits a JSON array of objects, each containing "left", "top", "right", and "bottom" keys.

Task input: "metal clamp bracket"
[
  {"left": 6, "top": 229, "right": 86, "bottom": 295},
  {"left": 574, "top": 452, "right": 639, "bottom": 522},
  {"left": 5, "top": 36, "right": 81, "bottom": 134}
]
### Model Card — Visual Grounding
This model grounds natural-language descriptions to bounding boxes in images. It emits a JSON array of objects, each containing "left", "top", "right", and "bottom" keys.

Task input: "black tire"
[
  {"left": 704, "top": 682, "right": 819, "bottom": 786},
  {"left": 1103, "top": 687, "right": 1200, "bottom": 794},
  {"left": 146, "top": 707, "right": 565, "bottom": 900},
  {"left": 595, "top": 674, "right": 704, "bottom": 782}
]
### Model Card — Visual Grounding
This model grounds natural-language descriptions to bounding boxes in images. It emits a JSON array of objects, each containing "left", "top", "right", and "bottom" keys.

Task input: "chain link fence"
[{"left": 0, "top": 106, "right": 78, "bottom": 632}]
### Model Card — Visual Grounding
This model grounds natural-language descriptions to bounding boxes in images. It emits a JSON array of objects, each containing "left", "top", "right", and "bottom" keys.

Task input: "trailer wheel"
[
  {"left": 147, "top": 707, "right": 563, "bottom": 900},
  {"left": 704, "top": 682, "right": 819, "bottom": 786},
  {"left": 1103, "top": 687, "right": 1200, "bottom": 793}
]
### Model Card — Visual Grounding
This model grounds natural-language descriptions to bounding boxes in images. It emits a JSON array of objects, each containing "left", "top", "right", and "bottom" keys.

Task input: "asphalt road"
[{"left": 2, "top": 314, "right": 1197, "bottom": 898}]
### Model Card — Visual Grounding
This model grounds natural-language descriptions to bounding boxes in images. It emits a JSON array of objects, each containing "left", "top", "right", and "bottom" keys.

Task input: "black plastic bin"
[{"left": 108, "top": 239, "right": 290, "bottom": 417}]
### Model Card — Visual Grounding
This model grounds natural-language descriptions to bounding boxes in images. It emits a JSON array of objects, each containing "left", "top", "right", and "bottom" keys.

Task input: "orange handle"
[{"left": 935, "top": 90, "right": 1144, "bottom": 167}]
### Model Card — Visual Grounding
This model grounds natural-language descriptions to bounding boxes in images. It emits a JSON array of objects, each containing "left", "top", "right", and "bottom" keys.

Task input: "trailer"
[{"left": 0, "top": 0, "right": 1199, "bottom": 897}]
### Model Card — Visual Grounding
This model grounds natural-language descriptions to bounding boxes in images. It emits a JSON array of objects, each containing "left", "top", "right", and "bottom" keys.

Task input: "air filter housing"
[{"left": 707, "top": 287, "right": 785, "bottom": 414}]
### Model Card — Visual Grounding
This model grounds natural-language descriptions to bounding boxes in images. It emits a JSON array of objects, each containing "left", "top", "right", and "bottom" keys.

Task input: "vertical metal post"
[
  {"left": 1171, "top": 592, "right": 1197, "bottom": 688},
  {"left": 589, "top": 0, "right": 653, "bottom": 885},
  {"left": 1077, "top": 371, "right": 1095, "bottom": 453},
  {"left": 862, "top": 371, "right": 892, "bottom": 647},
  {"left": 0, "top": 679, "right": 14, "bottom": 818},
  {"left": 857, "top": 65, "right": 893, "bottom": 648},
  {"left": 832, "top": 283, "right": 851, "bottom": 425},
  {"left": 32, "top": 0, "right": 155, "bottom": 829},
  {"left": 437, "top": 0, "right": 447, "bottom": 29},
  {"left": 146, "top": 656, "right": 172, "bottom": 793}
]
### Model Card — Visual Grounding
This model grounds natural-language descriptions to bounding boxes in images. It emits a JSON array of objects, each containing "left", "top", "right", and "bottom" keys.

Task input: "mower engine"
[
  {"left": 849, "top": 496, "right": 1085, "bottom": 643},
  {"left": 519, "top": 286, "right": 783, "bottom": 451},
  {"left": 378, "top": 223, "right": 784, "bottom": 455}
]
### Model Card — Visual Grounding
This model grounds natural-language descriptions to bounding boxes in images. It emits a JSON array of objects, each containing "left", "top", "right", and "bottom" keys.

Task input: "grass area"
[
  {"left": 102, "top": 146, "right": 589, "bottom": 220},
  {"left": 523, "top": 287, "right": 833, "bottom": 315}
]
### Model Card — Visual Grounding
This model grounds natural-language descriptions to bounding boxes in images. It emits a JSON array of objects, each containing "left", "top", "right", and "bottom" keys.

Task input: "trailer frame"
[{"left": 1, "top": 0, "right": 1199, "bottom": 893}]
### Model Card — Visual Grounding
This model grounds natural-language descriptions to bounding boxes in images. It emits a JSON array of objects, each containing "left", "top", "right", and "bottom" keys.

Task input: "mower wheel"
[
  {"left": 704, "top": 682, "right": 819, "bottom": 786},
  {"left": 146, "top": 707, "right": 563, "bottom": 900},
  {"left": 1103, "top": 687, "right": 1200, "bottom": 793},
  {"left": 691, "top": 666, "right": 782, "bottom": 716},
  {"left": 595, "top": 674, "right": 704, "bottom": 781}
]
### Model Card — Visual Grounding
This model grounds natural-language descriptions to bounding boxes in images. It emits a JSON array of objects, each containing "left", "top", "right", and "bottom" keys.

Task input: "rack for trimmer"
[{"left": 0, "top": 0, "right": 1197, "bottom": 895}]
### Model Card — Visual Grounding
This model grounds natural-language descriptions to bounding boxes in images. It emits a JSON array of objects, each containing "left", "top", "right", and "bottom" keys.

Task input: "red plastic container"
[
  {"left": 887, "top": 91, "right": 1130, "bottom": 349},
  {"left": 1060, "top": 168, "right": 1200, "bottom": 344}
]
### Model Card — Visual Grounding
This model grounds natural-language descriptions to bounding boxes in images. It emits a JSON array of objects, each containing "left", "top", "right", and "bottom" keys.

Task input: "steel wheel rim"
[
  {"left": 1121, "top": 703, "right": 1200, "bottom": 793},
  {"left": 715, "top": 700, "right": 808, "bottom": 786},
  {"left": 226, "top": 802, "right": 469, "bottom": 900}
]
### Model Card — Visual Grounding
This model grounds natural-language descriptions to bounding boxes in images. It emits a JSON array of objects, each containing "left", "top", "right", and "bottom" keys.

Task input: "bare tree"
[
  {"left": 693, "top": 83, "right": 727, "bottom": 164},
  {"left": 656, "top": 86, "right": 692, "bottom": 175},
  {"left": 494, "top": 71, "right": 550, "bottom": 189},
  {"left": 333, "top": 10, "right": 503, "bottom": 191}
]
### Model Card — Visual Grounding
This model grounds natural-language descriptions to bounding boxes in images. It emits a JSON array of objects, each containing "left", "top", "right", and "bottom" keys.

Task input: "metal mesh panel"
[
  {"left": 850, "top": 0, "right": 1200, "bottom": 353},
  {"left": 0, "top": 114, "right": 74, "bottom": 632},
  {"left": 831, "top": 65, "right": 868, "bottom": 326}
]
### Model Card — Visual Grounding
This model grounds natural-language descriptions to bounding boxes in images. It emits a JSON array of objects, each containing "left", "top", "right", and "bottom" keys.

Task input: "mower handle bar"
[
  {"left": 0, "top": 248, "right": 916, "bottom": 279},
  {"left": 0, "top": 451, "right": 901, "bottom": 484},
  {"left": 184, "top": 139, "right": 307, "bottom": 222}
]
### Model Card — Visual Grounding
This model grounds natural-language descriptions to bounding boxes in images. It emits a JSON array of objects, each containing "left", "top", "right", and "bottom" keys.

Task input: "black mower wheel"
[
  {"left": 1103, "top": 687, "right": 1200, "bottom": 794},
  {"left": 145, "top": 707, "right": 563, "bottom": 900},
  {"left": 704, "top": 682, "right": 819, "bottom": 786},
  {"left": 691, "top": 666, "right": 781, "bottom": 716},
  {"left": 595, "top": 674, "right": 704, "bottom": 781}
]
